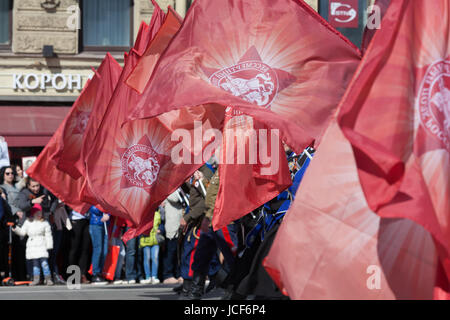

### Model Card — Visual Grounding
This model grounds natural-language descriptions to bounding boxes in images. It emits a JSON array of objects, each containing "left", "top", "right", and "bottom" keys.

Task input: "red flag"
[
  {"left": 83, "top": 16, "right": 222, "bottom": 242},
  {"left": 125, "top": 6, "right": 182, "bottom": 94},
  {"left": 263, "top": 118, "right": 438, "bottom": 299},
  {"left": 337, "top": 0, "right": 450, "bottom": 289},
  {"left": 26, "top": 119, "right": 91, "bottom": 214},
  {"left": 127, "top": 0, "right": 361, "bottom": 154},
  {"left": 50, "top": 53, "right": 122, "bottom": 179},
  {"left": 211, "top": 107, "right": 292, "bottom": 230},
  {"left": 132, "top": 1, "right": 168, "bottom": 57}
]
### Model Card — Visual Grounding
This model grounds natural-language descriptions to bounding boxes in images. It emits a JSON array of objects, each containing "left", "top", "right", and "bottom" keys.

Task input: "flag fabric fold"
[
  {"left": 212, "top": 108, "right": 292, "bottom": 230},
  {"left": 126, "top": 6, "right": 182, "bottom": 94},
  {"left": 337, "top": 0, "right": 450, "bottom": 282},
  {"left": 50, "top": 53, "right": 122, "bottom": 179},
  {"left": 26, "top": 119, "right": 91, "bottom": 214},
  {"left": 263, "top": 118, "right": 438, "bottom": 299}
]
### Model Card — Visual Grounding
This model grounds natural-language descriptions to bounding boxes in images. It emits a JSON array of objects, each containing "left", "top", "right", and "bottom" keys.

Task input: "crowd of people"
[{"left": 0, "top": 144, "right": 312, "bottom": 299}]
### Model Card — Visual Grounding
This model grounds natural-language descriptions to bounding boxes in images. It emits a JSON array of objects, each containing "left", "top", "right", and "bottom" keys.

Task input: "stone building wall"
[{"left": 0, "top": 0, "right": 175, "bottom": 102}]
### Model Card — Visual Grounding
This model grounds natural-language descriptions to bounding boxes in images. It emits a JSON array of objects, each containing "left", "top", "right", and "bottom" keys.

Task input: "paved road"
[{"left": 0, "top": 282, "right": 225, "bottom": 300}]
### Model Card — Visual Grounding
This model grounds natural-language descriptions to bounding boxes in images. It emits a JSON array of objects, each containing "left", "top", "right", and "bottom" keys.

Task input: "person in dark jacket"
[
  {"left": 184, "top": 168, "right": 239, "bottom": 300},
  {"left": 0, "top": 166, "right": 27, "bottom": 280},
  {"left": 177, "top": 165, "right": 219, "bottom": 298},
  {"left": 0, "top": 187, "right": 12, "bottom": 280},
  {"left": 15, "top": 177, "right": 55, "bottom": 220}
]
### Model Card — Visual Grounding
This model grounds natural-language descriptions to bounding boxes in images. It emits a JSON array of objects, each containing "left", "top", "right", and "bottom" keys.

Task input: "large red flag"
[
  {"left": 126, "top": 0, "right": 361, "bottom": 154},
  {"left": 83, "top": 11, "right": 223, "bottom": 242},
  {"left": 50, "top": 53, "right": 122, "bottom": 179},
  {"left": 263, "top": 118, "right": 438, "bottom": 299},
  {"left": 264, "top": 0, "right": 450, "bottom": 300},
  {"left": 211, "top": 108, "right": 292, "bottom": 230},
  {"left": 26, "top": 120, "right": 91, "bottom": 214},
  {"left": 337, "top": 0, "right": 450, "bottom": 286}
]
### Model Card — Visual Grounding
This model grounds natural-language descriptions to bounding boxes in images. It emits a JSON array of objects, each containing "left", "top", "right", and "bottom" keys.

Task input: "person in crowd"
[
  {"left": 184, "top": 166, "right": 239, "bottom": 300},
  {"left": 124, "top": 220, "right": 144, "bottom": 284},
  {"left": 68, "top": 209, "right": 91, "bottom": 284},
  {"left": 161, "top": 190, "right": 184, "bottom": 284},
  {"left": 88, "top": 206, "right": 110, "bottom": 285},
  {"left": 139, "top": 208, "right": 162, "bottom": 284},
  {"left": 14, "top": 164, "right": 26, "bottom": 191},
  {"left": 12, "top": 204, "right": 53, "bottom": 286},
  {"left": 15, "top": 177, "right": 65, "bottom": 284},
  {"left": 0, "top": 187, "right": 11, "bottom": 280},
  {"left": 0, "top": 166, "right": 27, "bottom": 281},
  {"left": 109, "top": 216, "right": 127, "bottom": 284},
  {"left": 177, "top": 165, "right": 221, "bottom": 298},
  {"left": 49, "top": 202, "right": 70, "bottom": 285}
]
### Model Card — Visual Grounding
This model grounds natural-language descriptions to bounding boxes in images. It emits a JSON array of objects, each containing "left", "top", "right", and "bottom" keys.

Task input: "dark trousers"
[
  {"left": 162, "top": 237, "right": 180, "bottom": 280},
  {"left": 0, "top": 226, "right": 8, "bottom": 276},
  {"left": 11, "top": 234, "right": 27, "bottom": 280},
  {"left": 49, "top": 227, "right": 63, "bottom": 275},
  {"left": 68, "top": 219, "right": 91, "bottom": 276},
  {"left": 180, "top": 226, "right": 221, "bottom": 280},
  {"left": 192, "top": 224, "right": 238, "bottom": 276},
  {"left": 124, "top": 227, "right": 143, "bottom": 281}
]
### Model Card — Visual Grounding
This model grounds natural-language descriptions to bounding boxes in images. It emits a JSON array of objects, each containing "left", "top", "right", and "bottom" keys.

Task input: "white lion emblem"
[
  {"left": 220, "top": 73, "right": 275, "bottom": 106},
  {"left": 128, "top": 154, "right": 159, "bottom": 186}
]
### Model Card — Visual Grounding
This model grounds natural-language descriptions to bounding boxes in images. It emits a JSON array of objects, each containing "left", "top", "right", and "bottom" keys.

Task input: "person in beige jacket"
[{"left": 13, "top": 204, "right": 53, "bottom": 286}]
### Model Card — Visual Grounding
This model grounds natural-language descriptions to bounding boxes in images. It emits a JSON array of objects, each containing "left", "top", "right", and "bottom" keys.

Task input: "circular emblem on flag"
[
  {"left": 73, "top": 111, "right": 90, "bottom": 135},
  {"left": 121, "top": 144, "right": 160, "bottom": 188},
  {"left": 209, "top": 61, "right": 278, "bottom": 108},
  {"left": 418, "top": 59, "right": 450, "bottom": 152}
]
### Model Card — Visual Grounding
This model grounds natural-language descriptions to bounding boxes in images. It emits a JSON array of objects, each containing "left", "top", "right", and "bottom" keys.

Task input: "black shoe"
[
  {"left": 176, "top": 279, "right": 192, "bottom": 299},
  {"left": 91, "top": 274, "right": 108, "bottom": 285},
  {"left": 187, "top": 273, "right": 206, "bottom": 300},
  {"left": 53, "top": 273, "right": 66, "bottom": 285},
  {"left": 205, "top": 277, "right": 216, "bottom": 294}
]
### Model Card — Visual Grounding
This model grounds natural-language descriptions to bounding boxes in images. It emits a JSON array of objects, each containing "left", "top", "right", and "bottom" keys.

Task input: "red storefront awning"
[{"left": 0, "top": 106, "right": 71, "bottom": 147}]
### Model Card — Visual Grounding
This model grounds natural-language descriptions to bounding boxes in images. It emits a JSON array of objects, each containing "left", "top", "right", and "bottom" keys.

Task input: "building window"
[
  {"left": 0, "top": 0, "right": 12, "bottom": 49},
  {"left": 319, "top": 0, "right": 368, "bottom": 48},
  {"left": 82, "top": 0, "right": 132, "bottom": 51}
]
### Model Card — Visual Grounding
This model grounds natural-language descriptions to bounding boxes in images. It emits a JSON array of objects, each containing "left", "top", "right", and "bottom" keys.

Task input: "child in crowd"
[
  {"left": 139, "top": 209, "right": 162, "bottom": 284},
  {"left": 12, "top": 204, "right": 53, "bottom": 286}
]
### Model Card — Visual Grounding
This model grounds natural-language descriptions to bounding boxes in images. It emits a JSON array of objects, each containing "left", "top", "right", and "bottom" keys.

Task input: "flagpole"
[{"left": 199, "top": 180, "right": 207, "bottom": 197}]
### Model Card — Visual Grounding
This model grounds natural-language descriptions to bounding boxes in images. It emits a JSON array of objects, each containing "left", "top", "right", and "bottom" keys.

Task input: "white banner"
[{"left": 0, "top": 137, "right": 10, "bottom": 168}]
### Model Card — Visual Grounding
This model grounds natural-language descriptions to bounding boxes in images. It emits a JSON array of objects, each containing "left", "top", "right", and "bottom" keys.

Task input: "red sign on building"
[{"left": 329, "top": 0, "right": 359, "bottom": 29}]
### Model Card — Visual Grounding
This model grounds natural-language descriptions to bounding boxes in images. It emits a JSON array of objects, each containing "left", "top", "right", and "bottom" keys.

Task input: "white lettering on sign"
[
  {"left": 68, "top": 74, "right": 81, "bottom": 90},
  {"left": 24, "top": 74, "right": 39, "bottom": 90},
  {"left": 12, "top": 73, "right": 84, "bottom": 91}
]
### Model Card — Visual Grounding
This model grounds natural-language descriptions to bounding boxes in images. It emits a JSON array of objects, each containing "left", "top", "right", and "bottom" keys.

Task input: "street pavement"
[{"left": 0, "top": 282, "right": 225, "bottom": 300}]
